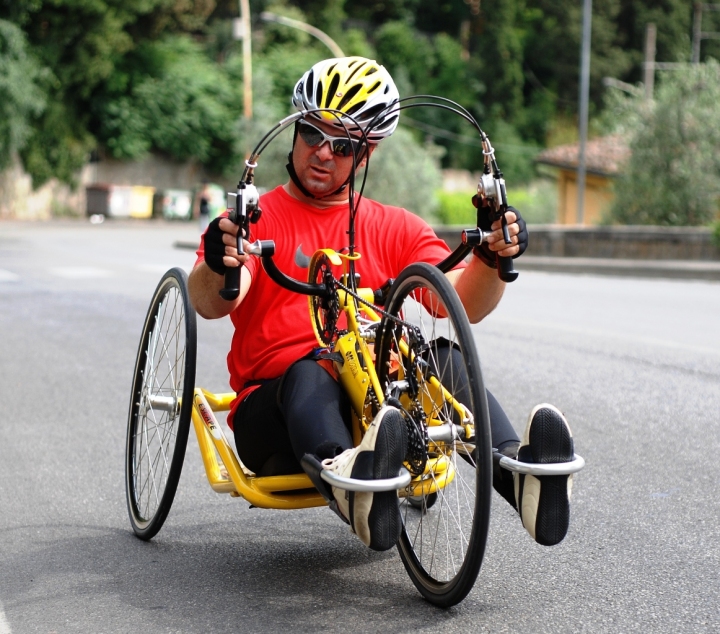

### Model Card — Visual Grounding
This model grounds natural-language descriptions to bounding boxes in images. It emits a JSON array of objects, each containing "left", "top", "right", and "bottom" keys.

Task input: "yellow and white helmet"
[{"left": 292, "top": 56, "right": 400, "bottom": 143}]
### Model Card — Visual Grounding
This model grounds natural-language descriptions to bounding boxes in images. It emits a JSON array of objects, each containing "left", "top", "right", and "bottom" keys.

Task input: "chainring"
[{"left": 308, "top": 254, "right": 340, "bottom": 346}]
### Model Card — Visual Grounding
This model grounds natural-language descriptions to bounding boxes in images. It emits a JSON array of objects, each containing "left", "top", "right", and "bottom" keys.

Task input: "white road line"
[
  {"left": 49, "top": 267, "right": 113, "bottom": 279},
  {"left": 0, "top": 600, "right": 12, "bottom": 634},
  {"left": 0, "top": 269, "right": 19, "bottom": 282}
]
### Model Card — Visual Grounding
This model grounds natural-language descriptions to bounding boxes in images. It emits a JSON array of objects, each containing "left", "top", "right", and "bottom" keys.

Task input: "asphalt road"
[{"left": 1, "top": 219, "right": 718, "bottom": 633}]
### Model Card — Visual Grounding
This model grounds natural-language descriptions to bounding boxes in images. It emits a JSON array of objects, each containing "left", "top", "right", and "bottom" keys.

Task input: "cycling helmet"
[{"left": 292, "top": 57, "right": 400, "bottom": 142}]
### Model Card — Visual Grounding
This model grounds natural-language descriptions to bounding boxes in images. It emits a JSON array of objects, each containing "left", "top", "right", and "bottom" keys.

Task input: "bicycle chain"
[{"left": 332, "top": 277, "right": 430, "bottom": 476}]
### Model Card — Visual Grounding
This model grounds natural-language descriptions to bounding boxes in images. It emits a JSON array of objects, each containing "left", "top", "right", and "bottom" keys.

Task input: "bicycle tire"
[
  {"left": 375, "top": 262, "right": 492, "bottom": 607},
  {"left": 125, "top": 267, "right": 197, "bottom": 540}
]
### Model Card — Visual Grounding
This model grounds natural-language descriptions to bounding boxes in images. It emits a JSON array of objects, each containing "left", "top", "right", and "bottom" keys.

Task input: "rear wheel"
[
  {"left": 375, "top": 262, "right": 492, "bottom": 607},
  {"left": 125, "top": 268, "right": 196, "bottom": 540}
]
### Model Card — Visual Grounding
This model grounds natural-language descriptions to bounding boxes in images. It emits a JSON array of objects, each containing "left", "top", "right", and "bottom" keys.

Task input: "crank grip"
[
  {"left": 219, "top": 266, "right": 241, "bottom": 301},
  {"left": 496, "top": 255, "right": 519, "bottom": 283}
]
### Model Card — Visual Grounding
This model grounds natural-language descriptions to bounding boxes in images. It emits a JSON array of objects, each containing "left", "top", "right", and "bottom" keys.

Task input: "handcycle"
[{"left": 124, "top": 101, "right": 584, "bottom": 608}]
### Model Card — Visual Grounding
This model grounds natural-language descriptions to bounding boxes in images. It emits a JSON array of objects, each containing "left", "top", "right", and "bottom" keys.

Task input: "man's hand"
[
  {"left": 203, "top": 216, "right": 249, "bottom": 275},
  {"left": 473, "top": 206, "right": 528, "bottom": 269}
]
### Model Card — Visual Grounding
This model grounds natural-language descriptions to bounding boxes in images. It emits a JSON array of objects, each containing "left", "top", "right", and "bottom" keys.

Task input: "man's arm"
[
  {"left": 446, "top": 208, "right": 523, "bottom": 324},
  {"left": 188, "top": 262, "right": 251, "bottom": 319},
  {"left": 188, "top": 217, "right": 252, "bottom": 320}
]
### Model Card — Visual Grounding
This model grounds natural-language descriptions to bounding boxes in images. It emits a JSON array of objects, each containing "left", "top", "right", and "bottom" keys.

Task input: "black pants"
[{"left": 233, "top": 357, "right": 520, "bottom": 502}]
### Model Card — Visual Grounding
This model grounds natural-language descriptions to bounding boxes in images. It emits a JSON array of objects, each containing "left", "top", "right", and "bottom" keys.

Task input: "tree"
[
  {"left": 2, "top": 0, "right": 217, "bottom": 186},
  {"left": 0, "top": 20, "right": 46, "bottom": 169},
  {"left": 610, "top": 60, "right": 720, "bottom": 226}
]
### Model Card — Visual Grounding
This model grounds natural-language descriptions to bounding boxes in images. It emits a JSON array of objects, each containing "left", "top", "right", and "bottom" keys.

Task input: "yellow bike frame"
[{"left": 189, "top": 248, "right": 473, "bottom": 509}]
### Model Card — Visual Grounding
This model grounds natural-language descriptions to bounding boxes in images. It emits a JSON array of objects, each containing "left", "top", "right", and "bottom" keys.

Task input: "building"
[{"left": 536, "top": 134, "right": 630, "bottom": 225}]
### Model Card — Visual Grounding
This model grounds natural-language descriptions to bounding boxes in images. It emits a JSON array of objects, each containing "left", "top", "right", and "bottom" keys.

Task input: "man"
[{"left": 188, "top": 57, "right": 575, "bottom": 552}]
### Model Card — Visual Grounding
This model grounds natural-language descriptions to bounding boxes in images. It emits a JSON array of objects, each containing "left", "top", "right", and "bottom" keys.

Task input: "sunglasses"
[{"left": 297, "top": 121, "right": 363, "bottom": 158}]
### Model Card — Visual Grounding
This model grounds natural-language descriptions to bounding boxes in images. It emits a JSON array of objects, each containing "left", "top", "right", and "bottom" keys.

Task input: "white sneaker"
[
  {"left": 321, "top": 406, "right": 407, "bottom": 551},
  {"left": 514, "top": 404, "right": 574, "bottom": 546}
]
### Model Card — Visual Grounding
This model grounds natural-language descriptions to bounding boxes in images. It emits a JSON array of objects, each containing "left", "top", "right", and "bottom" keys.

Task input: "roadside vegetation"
[{"left": 1, "top": 0, "right": 716, "bottom": 226}]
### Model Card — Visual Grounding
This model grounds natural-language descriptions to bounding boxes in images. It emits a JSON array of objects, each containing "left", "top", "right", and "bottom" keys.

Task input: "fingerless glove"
[{"left": 203, "top": 217, "right": 227, "bottom": 275}]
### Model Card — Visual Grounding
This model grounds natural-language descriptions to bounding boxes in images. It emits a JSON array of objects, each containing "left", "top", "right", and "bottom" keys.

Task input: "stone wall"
[
  {"left": 0, "top": 154, "right": 232, "bottom": 220},
  {"left": 433, "top": 224, "right": 720, "bottom": 261},
  {"left": 0, "top": 156, "right": 93, "bottom": 220}
]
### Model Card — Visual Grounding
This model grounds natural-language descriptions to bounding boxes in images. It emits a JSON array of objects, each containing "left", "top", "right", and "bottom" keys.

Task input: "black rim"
[{"left": 376, "top": 263, "right": 492, "bottom": 607}]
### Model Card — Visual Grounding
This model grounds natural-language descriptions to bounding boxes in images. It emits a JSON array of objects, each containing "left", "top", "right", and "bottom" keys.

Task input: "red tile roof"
[{"left": 536, "top": 134, "right": 631, "bottom": 176}]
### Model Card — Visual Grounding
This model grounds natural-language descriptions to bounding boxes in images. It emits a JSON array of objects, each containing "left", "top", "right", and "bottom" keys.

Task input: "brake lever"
[{"left": 219, "top": 181, "right": 261, "bottom": 301}]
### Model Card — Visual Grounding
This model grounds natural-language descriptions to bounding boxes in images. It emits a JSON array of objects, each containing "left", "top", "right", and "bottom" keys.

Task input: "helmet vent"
[
  {"left": 346, "top": 64, "right": 363, "bottom": 82},
  {"left": 337, "top": 84, "right": 361, "bottom": 111},
  {"left": 362, "top": 103, "right": 387, "bottom": 121},
  {"left": 306, "top": 71, "right": 314, "bottom": 100},
  {"left": 367, "top": 80, "right": 381, "bottom": 94},
  {"left": 326, "top": 73, "right": 340, "bottom": 108},
  {"left": 315, "top": 79, "right": 324, "bottom": 108},
  {"left": 364, "top": 67, "right": 378, "bottom": 76},
  {"left": 346, "top": 100, "right": 366, "bottom": 117}
]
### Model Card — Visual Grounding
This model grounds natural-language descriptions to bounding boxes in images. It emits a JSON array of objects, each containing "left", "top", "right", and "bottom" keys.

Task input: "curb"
[{"left": 516, "top": 256, "right": 720, "bottom": 281}]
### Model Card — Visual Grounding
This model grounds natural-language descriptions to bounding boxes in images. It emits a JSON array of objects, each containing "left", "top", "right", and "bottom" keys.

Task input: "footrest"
[
  {"left": 497, "top": 452, "right": 585, "bottom": 476},
  {"left": 320, "top": 467, "right": 412, "bottom": 492}
]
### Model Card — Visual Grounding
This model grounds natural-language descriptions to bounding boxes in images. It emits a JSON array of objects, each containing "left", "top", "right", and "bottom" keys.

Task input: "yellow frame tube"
[{"left": 191, "top": 389, "right": 327, "bottom": 510}]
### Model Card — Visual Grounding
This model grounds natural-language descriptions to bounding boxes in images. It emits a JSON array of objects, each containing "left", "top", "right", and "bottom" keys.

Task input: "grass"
[{"left": 435, "top": 179, "right": 558, "bottom": 225}]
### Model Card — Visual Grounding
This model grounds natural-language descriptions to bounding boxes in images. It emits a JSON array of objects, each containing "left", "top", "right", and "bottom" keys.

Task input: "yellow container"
[{"left": 129, "top": 186, "right": 155, "bottom": 219}]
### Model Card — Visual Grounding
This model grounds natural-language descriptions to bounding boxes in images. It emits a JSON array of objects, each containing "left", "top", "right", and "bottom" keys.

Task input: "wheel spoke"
[
  {"left": 126, "top": 270, "right": 196, "bottom": 539},
  {"left": 378, "top": 264, "right": 490, "bottom": 606}
]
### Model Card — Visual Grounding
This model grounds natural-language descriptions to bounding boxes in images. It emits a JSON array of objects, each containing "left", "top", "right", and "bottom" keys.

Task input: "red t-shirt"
[{"left": 195, "top": 185, "right": 460, "bottom": 427}]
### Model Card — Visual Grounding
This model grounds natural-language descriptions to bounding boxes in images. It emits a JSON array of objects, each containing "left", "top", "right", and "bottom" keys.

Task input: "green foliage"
[
  {"left": 360, "top": 127, "right": 444, "bottom": 220},
  {"left": 435, "top": 191, "right": 475, "bottom": 226},
  {"left": 19, "top": 99, "right": 94, "bottom": 187},
  {"left": 0, "top": 0, "right": 704, "bottom": 199},
  {"left": 435, "top": 179, "right": 557, "bottom": 226},
  {"left": 94, "top": 36, "right": 242, "bottom": 174},
  {"left": 610, "top": 61, "right": 720, "bottom": 226},
  {"left": 0, "top": 20, "right": 46, "bottom": 169},
  {"left": 713, "top": 220, "right": 720, "bottom": 249}
]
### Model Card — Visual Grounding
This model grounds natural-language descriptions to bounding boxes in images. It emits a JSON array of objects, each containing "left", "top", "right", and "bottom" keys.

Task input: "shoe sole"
[
  {"left": 517, "top": 404, "right": 574, "bottom": 546},
  {"left": 354, "top": 408, "right": 407, "bottom": 551}
]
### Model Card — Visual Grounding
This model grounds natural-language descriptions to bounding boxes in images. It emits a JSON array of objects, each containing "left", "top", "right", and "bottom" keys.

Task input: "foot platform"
[
  {"left": 301, "top": 454, "right": 411, "bottom": 495},
  {"left": 495, "top": 451, "right": 585, "bottom": 476}
]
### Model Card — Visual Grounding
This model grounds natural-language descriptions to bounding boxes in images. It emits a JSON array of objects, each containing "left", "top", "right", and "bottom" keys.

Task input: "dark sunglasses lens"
[
  {"left": 298, "top": 123, "right": 324, "bottom": 147},
  {"left": 330, "top": 139, "right": 353, "bottom": 157}
]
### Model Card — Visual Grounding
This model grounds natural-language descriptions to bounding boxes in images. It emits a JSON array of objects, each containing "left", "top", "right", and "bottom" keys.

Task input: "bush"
[
  {"left": 359, "top": 127, "right": 444, "bottom": 221},
  {"left": 0, "top": 20, "right": 46, "bottom": 169},
  {"left": 610, "top": 60, "right": 720, "bottom": 226},
  {"left": 94, "top": 36, "right": 244, "bottom": 174},
  {"left": 435, "top": 179, "right": 557, "bottom": 226}
]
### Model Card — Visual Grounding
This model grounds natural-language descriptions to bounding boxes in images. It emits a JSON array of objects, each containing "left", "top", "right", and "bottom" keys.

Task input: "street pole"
[
  {"left": 240, "top": 0, "right": 252, "bottom": 119},
  {"left": 644, "top": 22, "right": 656, "bottom": 100},
  {"left": 693, "top": 2, "right": 702, "bottom": 64},
  {"left": 576, "top": 0, "right": 592, "bottom": 225}
]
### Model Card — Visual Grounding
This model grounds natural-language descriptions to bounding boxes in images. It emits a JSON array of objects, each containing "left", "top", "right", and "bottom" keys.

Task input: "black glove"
[
  {"left": 471, "top": 204, "right": 528, "bottom": 269},
  {"left": 203, "top": 217, "right": 228, "bottom": 275}
]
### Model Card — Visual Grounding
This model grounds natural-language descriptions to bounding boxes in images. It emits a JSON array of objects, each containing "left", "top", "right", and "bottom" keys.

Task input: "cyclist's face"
[{"left": 290, "top": 119, "right": 373, "bottom": 202}]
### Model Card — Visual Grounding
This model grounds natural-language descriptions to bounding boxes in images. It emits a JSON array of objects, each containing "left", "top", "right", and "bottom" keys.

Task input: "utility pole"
[
  {"left": 693, "top": 3, "right": 720, "bottom": 64},
  {"left": 644, "top": 23, "right": 656, "bottom": 100},
  {"left": 576, "top": 0, "right": 592, "bottom": 225},
  {"left": 238, "top": 0, "right": 252, "bottom": 119}
]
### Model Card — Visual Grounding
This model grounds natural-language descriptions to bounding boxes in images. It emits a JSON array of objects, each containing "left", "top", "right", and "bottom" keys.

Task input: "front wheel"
[
  {"left": 375, "top": 262, "right": 492, "bottom": 607},
  {"left": 125, "top": 268, "right": 197, "bottom": 540}
]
